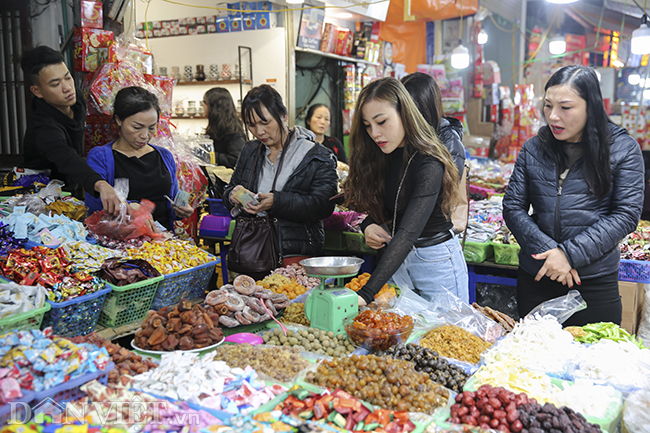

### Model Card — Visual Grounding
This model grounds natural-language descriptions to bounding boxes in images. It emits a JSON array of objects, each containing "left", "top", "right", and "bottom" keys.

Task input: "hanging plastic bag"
[
  {"left": 524, "top": 289, "right": 587, "bottom": 324},
  {"left": 85, "top": 179, "right": 163, "bottom": 240}
]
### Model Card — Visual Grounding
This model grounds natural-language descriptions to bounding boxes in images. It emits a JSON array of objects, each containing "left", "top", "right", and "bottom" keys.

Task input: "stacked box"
[{"left": 74, "top": 27, "right": 113, "bottom": 73}]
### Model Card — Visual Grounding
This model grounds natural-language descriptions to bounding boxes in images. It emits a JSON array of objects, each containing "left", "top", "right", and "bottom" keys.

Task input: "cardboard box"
[
  {"left": 467, "top": 98, "right": 495, "bottom": 137},
  {"left": 229, "top": 16, "right": 242, "bottom": 32},
  {"left": 242, "top": 13, "right": 256, "bottom": 30},
  {"left": 335, "top": 28, "right": 351, "bottom": 56},
  {"left": 80, "top": 0, "right": 103, "bottom": 28},
  {"left": 84, "top": 114, "right": 113, "bottom": 156},
  {"left": 255, "top": 11, "right": 275, "bottom": 29},
  {"left": 620, "top": 281, "right": 645, "bottom": 334},
  {"left": 73, "top": 27, "right": 113, "bottom": 73},
  {"left": 216, "top": 16, "right": 229, "bottom": 33},
  {"left": 320, "top": 23, "right": 338, "bottom": 53}
]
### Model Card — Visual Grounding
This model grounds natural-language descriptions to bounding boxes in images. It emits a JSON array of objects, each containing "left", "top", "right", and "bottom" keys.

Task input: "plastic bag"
[
  {"left": 37, "top": 179, "right": 64, "bottom": 204},
  {"left": 524, "top": 289, "right": 587, "bottom": 324},
  {"left": 622, "top": 387, "right": 650, "bottom": 432},
  {"left": 99, "top": 257, "right": 161, "bottom": 286},
  {"left": 637, "top": 284, "right": 650, "bottom": 347},
  {"left": 86, "top": 199, "right": 163, "bottom": 240}
]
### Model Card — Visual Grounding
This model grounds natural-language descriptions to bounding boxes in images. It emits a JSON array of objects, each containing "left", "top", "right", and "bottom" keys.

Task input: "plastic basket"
[
  {"left": 463, "top": 241, "right": 493, "bottom": 263},
  {"left": 0, "top": 304, "right": 51, "bottom": 335},
  {"left": 343, "top": 232, "right": 375, "bottom": 254},
  {"left": 618, "top": 259, "right": 650, "bottom": 283},
  {"left": 42, "top": 286, "right": 111, "bottom": 338},
  {"left": 32, "top": 362, "right": 114, "bottom": 418},
  {"left": 207, "top": 198, "right": 231, "bottom": 216},
  {"left": 0, "top": 391, "right": 35, "bottom": 426},
  {"left": 98, "top": 276, "right": 164, "bottom": 328},
  {"left": 492, "top": 242, "right": 521, "bottom": 266},
  {"left": 150, "top": 256, "right": 219, "bottom": 310},
  {"left": 199, "top": 215, "right": 232, "bottom": 238}
]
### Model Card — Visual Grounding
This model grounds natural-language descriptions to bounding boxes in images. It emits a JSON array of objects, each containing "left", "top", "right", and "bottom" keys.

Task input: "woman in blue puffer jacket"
[{"left": 503, "top": 65, "right": 644, "bottom": 326}]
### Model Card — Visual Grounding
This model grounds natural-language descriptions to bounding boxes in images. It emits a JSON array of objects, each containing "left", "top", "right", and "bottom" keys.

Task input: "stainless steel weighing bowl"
[{"left": 299, "top": 257, "right": 364, "bottom": 276}]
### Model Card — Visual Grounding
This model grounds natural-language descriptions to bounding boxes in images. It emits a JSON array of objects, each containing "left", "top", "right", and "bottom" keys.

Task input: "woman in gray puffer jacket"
[{"left": 503, "top": 65, "right": 644, "bottom": 326}]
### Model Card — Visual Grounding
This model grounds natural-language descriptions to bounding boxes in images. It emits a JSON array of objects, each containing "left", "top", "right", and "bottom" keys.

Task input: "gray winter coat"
[{"left": 503, "top": 123, "right": 644, "bottom": 279}]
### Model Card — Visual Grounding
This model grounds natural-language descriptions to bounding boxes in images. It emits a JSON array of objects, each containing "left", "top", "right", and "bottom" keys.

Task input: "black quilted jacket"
[
  {"left": 224, "top": 126, "right": 338, "bottom": 257},
  {"left": 438, "top": 116, "right": 466, "bottom": 178},
  {"left": 503, "top": 123, "right": 644, "bottom": 279}
]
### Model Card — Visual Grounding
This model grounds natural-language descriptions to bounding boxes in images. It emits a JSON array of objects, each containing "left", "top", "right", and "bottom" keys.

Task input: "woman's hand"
[
  {"left": 245, "top": 192, "right": 274, "bottom": 214},
  {"left": 533, "top": 248, "right": 581, "bottom": 287},
  {"left": 173, "top": 204, "right": 194, "bottom": 219},
  {"left": 358, "top": 295, "right": 367, "bottom": 307},
  {"left": 364, "top": 224, "right": 392, "bottom": 249},
  {"left": 95, "top": 180, "right": 121, "bottom": 215},
  {"left": 230, "top": 185, "right": 244, "bottom": 205}
]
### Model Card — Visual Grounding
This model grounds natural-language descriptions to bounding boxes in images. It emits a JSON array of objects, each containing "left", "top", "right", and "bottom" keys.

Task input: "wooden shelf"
[
  {"left": 175, "top": 79, "right": 251, "bottom": 86},
  {"left": 171, "top": 115, "right": 206, "bottom": 119},
  {"left": 295, "top": 46, "right": 381, "bottom": 66}
]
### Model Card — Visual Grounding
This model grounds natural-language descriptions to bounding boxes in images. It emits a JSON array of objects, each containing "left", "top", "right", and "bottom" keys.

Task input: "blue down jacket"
[{"left": 503, "top": 123, "right": 644, "bottom": 279}]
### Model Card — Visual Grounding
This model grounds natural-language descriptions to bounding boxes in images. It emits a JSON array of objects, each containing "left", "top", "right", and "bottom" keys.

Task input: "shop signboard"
[{"left": 297, "top": 7, "right": 325, "bottom": 50}]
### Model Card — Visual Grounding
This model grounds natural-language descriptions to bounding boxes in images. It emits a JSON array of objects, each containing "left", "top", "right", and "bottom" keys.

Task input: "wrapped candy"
[
  {"left": 0, "top": 222, "right": 24, "bottom": 255},
  {"left": 124, "top": 239, "right": 212, "bottom": 274},
  {"left": 0, "top": 281, "right": 48, "bottom": 319},
  {"left": 61, "top": 240, "right": 125, "bottom": 273},
  {"left": 2, "top": 206, "right": 88, "bottom": 246}
]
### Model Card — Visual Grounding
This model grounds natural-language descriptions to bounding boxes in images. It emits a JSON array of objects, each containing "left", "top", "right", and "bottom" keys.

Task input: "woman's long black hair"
[
  {"left": 203, "top": 87, "right": 244, "bottom": 141},
  {"left": 539, "top": 65, "right": 612, "bottom": 198}
]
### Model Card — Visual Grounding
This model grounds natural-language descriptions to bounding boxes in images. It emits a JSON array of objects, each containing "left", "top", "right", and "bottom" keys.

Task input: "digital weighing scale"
[{"left": 300, "top": 257, "right": 364, "bottom": 335}]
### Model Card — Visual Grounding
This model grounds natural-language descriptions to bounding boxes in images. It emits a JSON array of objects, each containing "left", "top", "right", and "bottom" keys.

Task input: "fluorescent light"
[
  {"left": 644, "top": 89, "right": 650, "bottom": 100},
  {"left": 549, "top": 36, "right": 566, "bottom": 55},
  {"left": 335, "top": 12, "right": 353, "bottom": 19},
  {"left": 546, "top": 0, "right": 579, "bottom": 3},
  {"left": 286, "top": 0, "right": 303, "bottom": 4},
  {"left": 645, "top": 79, "right": 650, "bottom": 88},
  {"left": 628, "top": 73, "right": 641, "bottom": 85},
  {"left": 631, "top": 15, "right": 650, "bottom": 55},
  {"left": 478, "top": 29, "right": 488, "bottom": 45},
  {"left": 451, "top": 43, "right": 470, "bottom": 69}
]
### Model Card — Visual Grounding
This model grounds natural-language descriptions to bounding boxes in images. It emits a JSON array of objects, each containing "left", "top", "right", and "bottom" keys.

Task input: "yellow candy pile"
[{"left": 125, "top": 240, "right": 212, "bottom": 274}]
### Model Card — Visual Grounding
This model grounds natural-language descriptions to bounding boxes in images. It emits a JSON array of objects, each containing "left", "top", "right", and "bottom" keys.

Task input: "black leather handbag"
[{"left": 227, "top": 132, "right": 293, "bottom": 280}]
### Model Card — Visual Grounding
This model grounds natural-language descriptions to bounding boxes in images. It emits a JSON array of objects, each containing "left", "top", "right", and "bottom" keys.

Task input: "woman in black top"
[
  {"left": 305, "top": 104, "right": 348, "bottom": 164},
  {"left": 203, "top": 87, "right": 246, "bottom": 168},
  {"left": 344, "top": 78, "right": 466, "bottom": 305}
]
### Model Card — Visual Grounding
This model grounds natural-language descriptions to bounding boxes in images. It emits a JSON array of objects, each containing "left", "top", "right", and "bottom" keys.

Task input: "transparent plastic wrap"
[
  {"left": 524, "top": 289, "right": 587, "bottom": 324},
  {"left": 638, "top": 284, "right": 650, "bottom": 347},
  {"left": 622, "top": 388, "right": 650, "bottom": 433},
  {"left": 385, "top": 288, "right": 505, "bottom": 343},
  {"left": 85, "top": 179, "right": 164, "bottom": 240}
]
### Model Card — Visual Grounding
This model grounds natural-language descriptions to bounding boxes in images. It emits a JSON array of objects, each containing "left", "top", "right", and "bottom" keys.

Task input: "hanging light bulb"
[
  {"left": 478, "top": 29, "right": 488, "bottom": 45},
  {"left": 631, "top": 15, "right": 650, "bottom": 55},
  {"left": 451, "top": 41, "right": 470, "bottom": 69},
  {"left": 549, "top": 35, "right": 566, "bottom": 55},
  {"left": 545, "top": 0, "right": 579, "bottom": 3},
  {"left": 628, "top": 73, "right": 641, "bottom": 85}
]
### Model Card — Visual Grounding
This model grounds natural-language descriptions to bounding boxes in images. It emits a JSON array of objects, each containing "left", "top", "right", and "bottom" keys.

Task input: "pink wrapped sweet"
[{"left": 0, "top": 377, "right": 22, "bottom": 403}]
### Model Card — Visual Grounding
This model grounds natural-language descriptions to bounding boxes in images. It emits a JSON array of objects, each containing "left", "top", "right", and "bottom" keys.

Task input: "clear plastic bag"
[
  {"left": 622, "top": 388, "right": 650, "bottom": 433},
  {"left": 524, "top": 289, "right": 587, "bottom": 324}
]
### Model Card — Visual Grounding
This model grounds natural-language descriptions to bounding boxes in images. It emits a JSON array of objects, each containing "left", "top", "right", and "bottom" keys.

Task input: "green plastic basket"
[
  {"left": 323, "top": 230, "right": 346, "bottom": 251},
  {"left": 98, "top": 275, "right": 164, "bottom": 328},
  {"left": 0, "top": 303, "right": 51, "bottom": 334},
  {"left": 492, "top": 242, "right": 521, "bottom": 266},
  {"left": 463, "top": 241, "right": 493, "bottom": 263},
  {"left": 343, "top": 232, "right": 375, "bottom": 254}
]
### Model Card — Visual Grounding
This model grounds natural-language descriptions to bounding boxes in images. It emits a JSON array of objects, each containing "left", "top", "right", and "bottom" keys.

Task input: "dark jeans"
[{"left": 517, "top": 270, "right": 621, "bottom": 327}]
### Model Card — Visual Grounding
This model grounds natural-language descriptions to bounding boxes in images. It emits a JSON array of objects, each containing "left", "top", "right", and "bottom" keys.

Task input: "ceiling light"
[
  {"left": 549, "top": 35, "right": 566, "bottom": 55},
  {"left": 545, "top": 0, "right": 579, "bottom": 3},
  {"left": 644, "top": 89, "right": 650, "bottom": 100},
  {"left": 628, "top": 73, "right": 641, "bottom": 85},
  {"left": 286, "top": 0, "right": 303, "bottom": 4},
  {"left": 335, "top": 12, "right": 353, "bottom": 19},
  {"left": 631, "top": 15, "right": 650, "bottom": 55},
  {"left": 645, "top": 79, "right": 650, "bottom": 88},
  {"left": 451, "top": 42, "right": 470, "bottom": 69},
  {"left": 478, "top": 29, "right": 488, "bottom": 45}
]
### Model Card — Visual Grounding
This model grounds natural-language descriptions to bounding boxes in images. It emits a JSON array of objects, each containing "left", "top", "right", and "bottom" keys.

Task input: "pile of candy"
[
  {"left": 0, "top": 281, "right": 48, "bottom": 320},
  {"left": 0, "top": 328, "right": 110, "bottom": 393},
  {"left": 212, "top": 344, "right": 309, "bottom": 383},
  {"left": 273, "top": 387, "right": 417, "bottom": 432},
  {"left": 269, "top": 263, "right": 321, "bottom": 290},
  {"left": 61, "top": 240, "right": 124, "bottom": 273},
  {"left": 131, "top": 351, "right": 286, "bottom": 413},
  {"left": 620, "top": 222, "right": 650, "bottom": 261},
  {"left": 257, "top": 273, "right": 307, "bottom": 300},
  {"left": 3, "top": 206, "right": 88, "bottom": 246},
  {"left": 0, "top": 247, "right": 105, "bottom": 302},
  {"left": 125, "top": 239, "right": 212, "bottom": 274},
  {"left": 419, "top": 325, "right": 493, "bottom": 364},
  {"left": 0, "top": 222, "right": 24, "bottom": 255},
  {"left": 465, "top": 198, "right": 505, "bottom": 243},
  {"left": 94, "top": 234, "right": 150, "bottom": 249}
]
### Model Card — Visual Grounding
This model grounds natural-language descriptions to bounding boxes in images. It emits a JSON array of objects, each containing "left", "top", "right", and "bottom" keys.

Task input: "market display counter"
[{"left": 466, "top": 259, "right": 518, "bottom": 304}]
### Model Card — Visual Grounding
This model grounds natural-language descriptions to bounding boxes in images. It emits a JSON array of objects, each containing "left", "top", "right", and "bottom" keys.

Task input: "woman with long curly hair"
[
  {"left": 503, "top": 65, "right": 644, "bottom": 326},
  {"left": 344, "top": 77, "right": 466, "bottom": 305},
  {"left": 203, "top": 87, "right": 245, "bottom": 168}
]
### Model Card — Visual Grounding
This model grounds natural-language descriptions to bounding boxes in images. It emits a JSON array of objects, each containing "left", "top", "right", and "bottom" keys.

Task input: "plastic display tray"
[
  {"left": 492, "top": 242, "right": 520, "bottom": 266},
  {"left": 207, "top": 198, "right": 230, "bottom": 216},
  {"left": 463, "top": 241, "right": 493, "bottom": 263},
  {"left": 150, "top": 256, "right": 219, "bottom": 310},
  {"left": 0, "top": 304, "right": 51, "bottom": 335},
  {"left": 618, "top": 259, "right": 650, "bottom": 283},
  {"left": 42, "top": 286, "right": 111, "bottom": 338},
  {"left": 98, "top": 276, "right": 164, "bottom": 328}
]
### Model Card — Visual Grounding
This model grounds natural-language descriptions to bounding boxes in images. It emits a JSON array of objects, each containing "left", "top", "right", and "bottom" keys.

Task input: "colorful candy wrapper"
[{"left": 0, "top": 377, "right": 23, "bottom": 402}]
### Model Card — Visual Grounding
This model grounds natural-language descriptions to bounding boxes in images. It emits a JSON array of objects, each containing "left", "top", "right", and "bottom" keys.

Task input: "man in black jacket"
[{"left": 20, "top": 46, "right": 120, "bottom": 213}]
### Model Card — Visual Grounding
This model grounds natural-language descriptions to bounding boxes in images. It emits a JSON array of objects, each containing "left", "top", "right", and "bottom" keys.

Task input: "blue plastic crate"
[
  {"left": 32, "top": 362, "right": 114, "bottom": 412},
  {"left": 150, "top": 256, "right": 219, "bottom": 310},
  {"left": 207, "top": 198, "right": 231, "bottom": 216},
  {"left": 619, "top": 259, "right": 650, "bottom": 283},
  {"left": 42, "top": 286, "right": 111, "bottom": 338}
]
